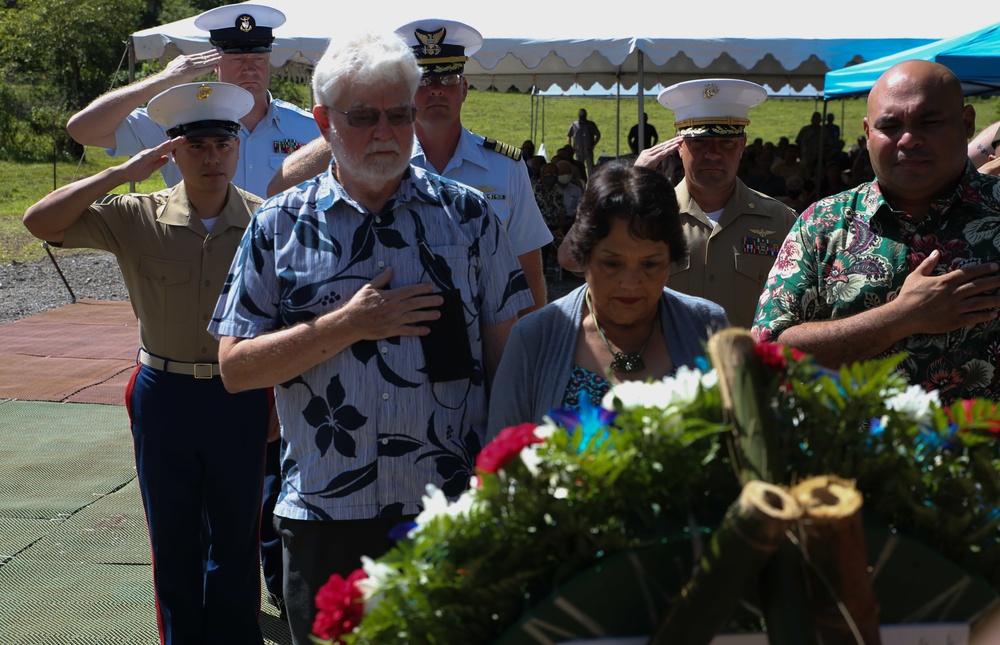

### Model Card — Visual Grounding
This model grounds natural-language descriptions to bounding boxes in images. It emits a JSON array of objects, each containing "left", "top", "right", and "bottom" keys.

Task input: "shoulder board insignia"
[{"left": 483, "top": 137, "right": 522, "bottom": 161}]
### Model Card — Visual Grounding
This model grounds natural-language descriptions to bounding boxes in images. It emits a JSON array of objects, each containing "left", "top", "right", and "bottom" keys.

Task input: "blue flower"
[
  {"left": 914, "top": 425, "right": 958, "bottom": 461},
  {"left": 389, "top": 521, "right": 417, "bottom": 541},
  {"left": 548, "top": 392, "right": 617, "bottom": 452}
]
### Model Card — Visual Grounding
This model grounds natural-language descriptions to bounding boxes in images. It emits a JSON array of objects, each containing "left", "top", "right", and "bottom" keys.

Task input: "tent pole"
[
  {"left": 637, "top": 49, "right": 645, "bottom": 156},
  {"left": 128, "top": 35, "right": 135, "bottom": 83},
  {"left": 615, "top": 73, "right": 621, "bottom": 159},
  {"left": 529, "top": 85, "right": 536, "bottom": 146},
  {"left": 817, "top": 99, "right": 828, "bottom": 193},
  {"left": 128, "top": 36, "right": 137, "bottom": 192},
  {"left": 541, "top": 95, "right": 546, "bottom": 159}
]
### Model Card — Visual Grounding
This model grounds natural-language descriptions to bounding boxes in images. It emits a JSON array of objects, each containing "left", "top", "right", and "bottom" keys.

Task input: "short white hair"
[{"left": 312, "top": 30, "right": 420, "bottom": 108}]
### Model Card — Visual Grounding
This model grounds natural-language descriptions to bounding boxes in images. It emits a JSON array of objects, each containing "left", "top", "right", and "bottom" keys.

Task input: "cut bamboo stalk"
[
  {"left": 707, "top": 328, "right": 781, "bottom": 484},
  {"left": 792, "top": 475, "right": 881, "bottom": 645},
  {"left": 649, "top": 480, "right": 802, "bottom": 645}
]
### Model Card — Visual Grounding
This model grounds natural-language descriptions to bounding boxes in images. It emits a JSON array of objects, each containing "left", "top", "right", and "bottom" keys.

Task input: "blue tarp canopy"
[{"left": 824, "top": 22, "right": 1000, "bottom": 98}]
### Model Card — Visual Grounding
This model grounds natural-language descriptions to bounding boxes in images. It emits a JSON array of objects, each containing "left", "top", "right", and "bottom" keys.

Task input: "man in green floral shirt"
[{"left": 752, "top": 60, "right": 1000, "bottom": 402}]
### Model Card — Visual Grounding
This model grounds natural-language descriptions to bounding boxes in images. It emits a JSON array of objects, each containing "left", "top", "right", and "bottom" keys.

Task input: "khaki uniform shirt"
[
  {"left": 668, "top": 178, "right": 797, "bottom": 329},
  {"left": 60, "top": 183, "right": 262, "bottom": 363}
]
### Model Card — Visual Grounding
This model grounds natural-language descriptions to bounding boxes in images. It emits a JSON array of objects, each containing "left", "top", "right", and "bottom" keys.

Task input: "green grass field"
[{"left": 3, "top": 90, "right": 1000, "bottom": 266}]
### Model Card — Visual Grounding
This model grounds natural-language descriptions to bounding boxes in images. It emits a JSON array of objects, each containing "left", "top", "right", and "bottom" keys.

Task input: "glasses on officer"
[
  {"left": 332, "top": 105, "right": 418, "bottom": 128},
  {"left": 418, "top": 74, "right": 463, "bottom": 88}
]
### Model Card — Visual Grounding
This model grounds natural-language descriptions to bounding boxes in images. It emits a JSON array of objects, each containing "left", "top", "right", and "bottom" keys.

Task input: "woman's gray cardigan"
[{"left": 487, "top": 284, "right": 729, "bottom": 433}]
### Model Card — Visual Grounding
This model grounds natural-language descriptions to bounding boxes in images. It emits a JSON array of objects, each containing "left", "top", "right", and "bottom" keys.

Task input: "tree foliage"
[
  {"left": 1, "top": 0, "right": 144, "bottom": 109},
  {"left": 0, "top": 0, "right": 232, "bottom": 160}
]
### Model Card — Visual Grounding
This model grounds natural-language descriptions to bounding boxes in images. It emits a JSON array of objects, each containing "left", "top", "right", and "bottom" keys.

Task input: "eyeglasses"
[
  {"left": 331, "top": 105, "right": 417, "bottom": 128},
  {"left": 418, "top": 74, "right": 463, "bottom": 87}
]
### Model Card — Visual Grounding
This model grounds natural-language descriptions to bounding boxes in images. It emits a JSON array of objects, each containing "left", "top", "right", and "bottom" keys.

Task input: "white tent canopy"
[{"left": 127, "top": 0, "right": 998, "bottom": 95}]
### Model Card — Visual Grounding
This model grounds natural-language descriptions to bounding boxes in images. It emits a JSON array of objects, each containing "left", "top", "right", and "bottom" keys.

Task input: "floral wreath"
[{"left": 310, "top": 331, "right": 1000, "bottom": 644}]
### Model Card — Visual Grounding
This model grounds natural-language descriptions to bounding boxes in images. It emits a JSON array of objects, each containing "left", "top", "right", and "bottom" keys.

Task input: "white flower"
[
  {"left": 602, "top": 365, "right": 713, "bottom": 411},
  {"left": 884, "top": 385, "right": 941, "bottom": 427},
  {"left": 413, "top": 483, "right": 450, "bottom": 526},
  {"left": 534, "top": 421, "right": 558, "bottom": 441},
  {"left": 448, "top": 488, "right": 477, "bottom": 518},
  {"left": 519, "top": 420, "right": 559, "bottom": 477},
  {"left": 520, "top": 444, "right": 543, "bottom": 477},
  {"left": 408, "top": 483, "right": 478, "bottom": 538},
  {"left": 602, "top": 380, "right": 666, "bottom": 410},
  {"left": 358, "top": 555, "right": 397, "bottom": 611}
]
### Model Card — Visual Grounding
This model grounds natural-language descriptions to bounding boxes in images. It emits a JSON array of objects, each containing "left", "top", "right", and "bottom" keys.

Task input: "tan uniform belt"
[{"left": 138, "top": 348, "right": 220, "bottom": 379}]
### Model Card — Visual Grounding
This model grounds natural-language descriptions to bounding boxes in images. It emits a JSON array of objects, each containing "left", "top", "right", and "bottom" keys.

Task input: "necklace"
[{"left": 585, "top": 289, "right": 657, "bottom": 373}]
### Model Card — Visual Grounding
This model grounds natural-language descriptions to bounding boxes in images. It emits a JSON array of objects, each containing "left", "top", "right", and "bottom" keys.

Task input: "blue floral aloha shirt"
[
  {"left": 752, "top": 161, "right": 1000, "bottom": 403},
  {"left": 209, "top": 165, "right": 532, "bottom": 521}
]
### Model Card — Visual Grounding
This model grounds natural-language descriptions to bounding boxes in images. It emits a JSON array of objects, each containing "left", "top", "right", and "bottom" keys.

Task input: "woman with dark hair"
[{"left": 489, "top": 161, "right": 729, "bottom": 431}]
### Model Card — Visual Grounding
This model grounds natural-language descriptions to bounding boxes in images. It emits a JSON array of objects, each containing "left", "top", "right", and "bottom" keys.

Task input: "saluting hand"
[
  {"left": 634, "top": 135, "right": 684, "bottom": 175},
  {"left": 160, "top": 50, "right": 224, "bottom": 83},
  {"left": 117, "top": 137, "right": 183, "bottom": 184}
]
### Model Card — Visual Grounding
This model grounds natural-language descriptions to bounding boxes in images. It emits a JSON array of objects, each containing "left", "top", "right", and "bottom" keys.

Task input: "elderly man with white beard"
[{"left": 207, "top": 30, "right": 532, "bottom": 645}]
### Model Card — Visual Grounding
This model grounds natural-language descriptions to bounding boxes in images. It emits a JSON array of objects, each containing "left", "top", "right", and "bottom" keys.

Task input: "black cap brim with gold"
[
  {"left": 395, "top": 19, "right": 483, "bottom": 77},
  {"left": 658, "top": 79, "right": 768, "bottom": 138},
  {"left": 194, "top": 4, "right": 286, "bottom": 54},
  {"left": 148, "top": 82, "right": 254, "bottom": 139}
]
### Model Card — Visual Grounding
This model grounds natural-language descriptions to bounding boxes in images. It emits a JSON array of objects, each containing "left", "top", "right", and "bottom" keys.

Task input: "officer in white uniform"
[
  {"left": 395, "top": 19, "right": 551, "bottom": 315},
  {"left": 66, "top": 3, "right": 318, "bottom": 198}
]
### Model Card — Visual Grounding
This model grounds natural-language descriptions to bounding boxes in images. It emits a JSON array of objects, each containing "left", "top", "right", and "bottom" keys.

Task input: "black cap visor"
[{"left": 166, "top": 120, "right": 242, "bottom": 138}]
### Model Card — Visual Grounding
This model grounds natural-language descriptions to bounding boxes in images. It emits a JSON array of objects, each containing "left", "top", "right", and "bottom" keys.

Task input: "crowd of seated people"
[
  {"left": 735, "top": 127, "right": 876, "bottom": 212},
  {"left": 524, "top": 115, "right": 879, "bottom": 222}
]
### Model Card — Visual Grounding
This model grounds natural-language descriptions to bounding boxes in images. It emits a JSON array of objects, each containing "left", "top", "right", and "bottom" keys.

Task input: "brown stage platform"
[{"left": 0, "top": 299, "right": 137, "bottom": 405}]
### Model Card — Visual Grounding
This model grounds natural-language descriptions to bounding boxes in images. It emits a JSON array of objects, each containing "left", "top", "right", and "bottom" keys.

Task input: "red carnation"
[
  {"left": 754, "top": 341, "right": 805, "bottom": 372},
  {"left": 476, "top": 422, "right": 543, "bottom": 474},
  {"left": 948, "top": 399, "right": 1000, "bottom": 435},
  {"left": 312, "top": 569, "right": 367, "bottom": 643}
]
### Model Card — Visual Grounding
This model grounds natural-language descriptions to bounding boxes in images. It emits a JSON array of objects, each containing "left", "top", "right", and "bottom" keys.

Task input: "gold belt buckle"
[{"left": 193, "top": 363, "right": 214, "bottom": 379}]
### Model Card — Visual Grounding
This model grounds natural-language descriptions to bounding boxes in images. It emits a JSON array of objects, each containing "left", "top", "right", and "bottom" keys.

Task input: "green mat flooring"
[{"left": 0, "top": 399, "right": 290, "bottom": 644}]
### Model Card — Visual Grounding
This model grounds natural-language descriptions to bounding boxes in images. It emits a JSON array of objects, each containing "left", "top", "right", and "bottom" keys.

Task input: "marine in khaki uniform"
[
  {"left": 23, "top": 82, "right": 270, "bottom": 645},
  {"left": 668, "top": 169, "right": 796, "bottom": 329},
  {"left": 642, "top": 78, "right": 797, "bottom": 329},
  {"left": 558, "top": 78, "right": 796, "bottom": 329}
]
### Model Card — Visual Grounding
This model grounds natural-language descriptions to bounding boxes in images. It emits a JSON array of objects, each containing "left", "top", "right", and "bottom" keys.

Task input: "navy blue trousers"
[
  {"left": 126, "top": 365, "right": 268, "bottom": 645},
  {"left": 260, "top": 438, "right": 283, "bottom": 599}
]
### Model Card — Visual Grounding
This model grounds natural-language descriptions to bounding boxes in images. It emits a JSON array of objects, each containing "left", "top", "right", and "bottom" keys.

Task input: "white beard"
[{"left": 329, "top": 126, "right": 413, "bottom": 193}]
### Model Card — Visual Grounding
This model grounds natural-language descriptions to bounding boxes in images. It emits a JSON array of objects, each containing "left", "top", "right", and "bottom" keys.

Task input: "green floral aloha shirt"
[{"left": 752, "top": 161, "right": 1000, "bottom": 403}]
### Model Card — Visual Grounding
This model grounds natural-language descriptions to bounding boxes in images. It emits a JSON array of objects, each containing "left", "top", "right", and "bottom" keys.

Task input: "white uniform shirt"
[
  {"left": 110, "top": 95, "right": 319, "bottom": 198},
  {"left": 411, "top": 127, "right": 552, "bottom": 257}
]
